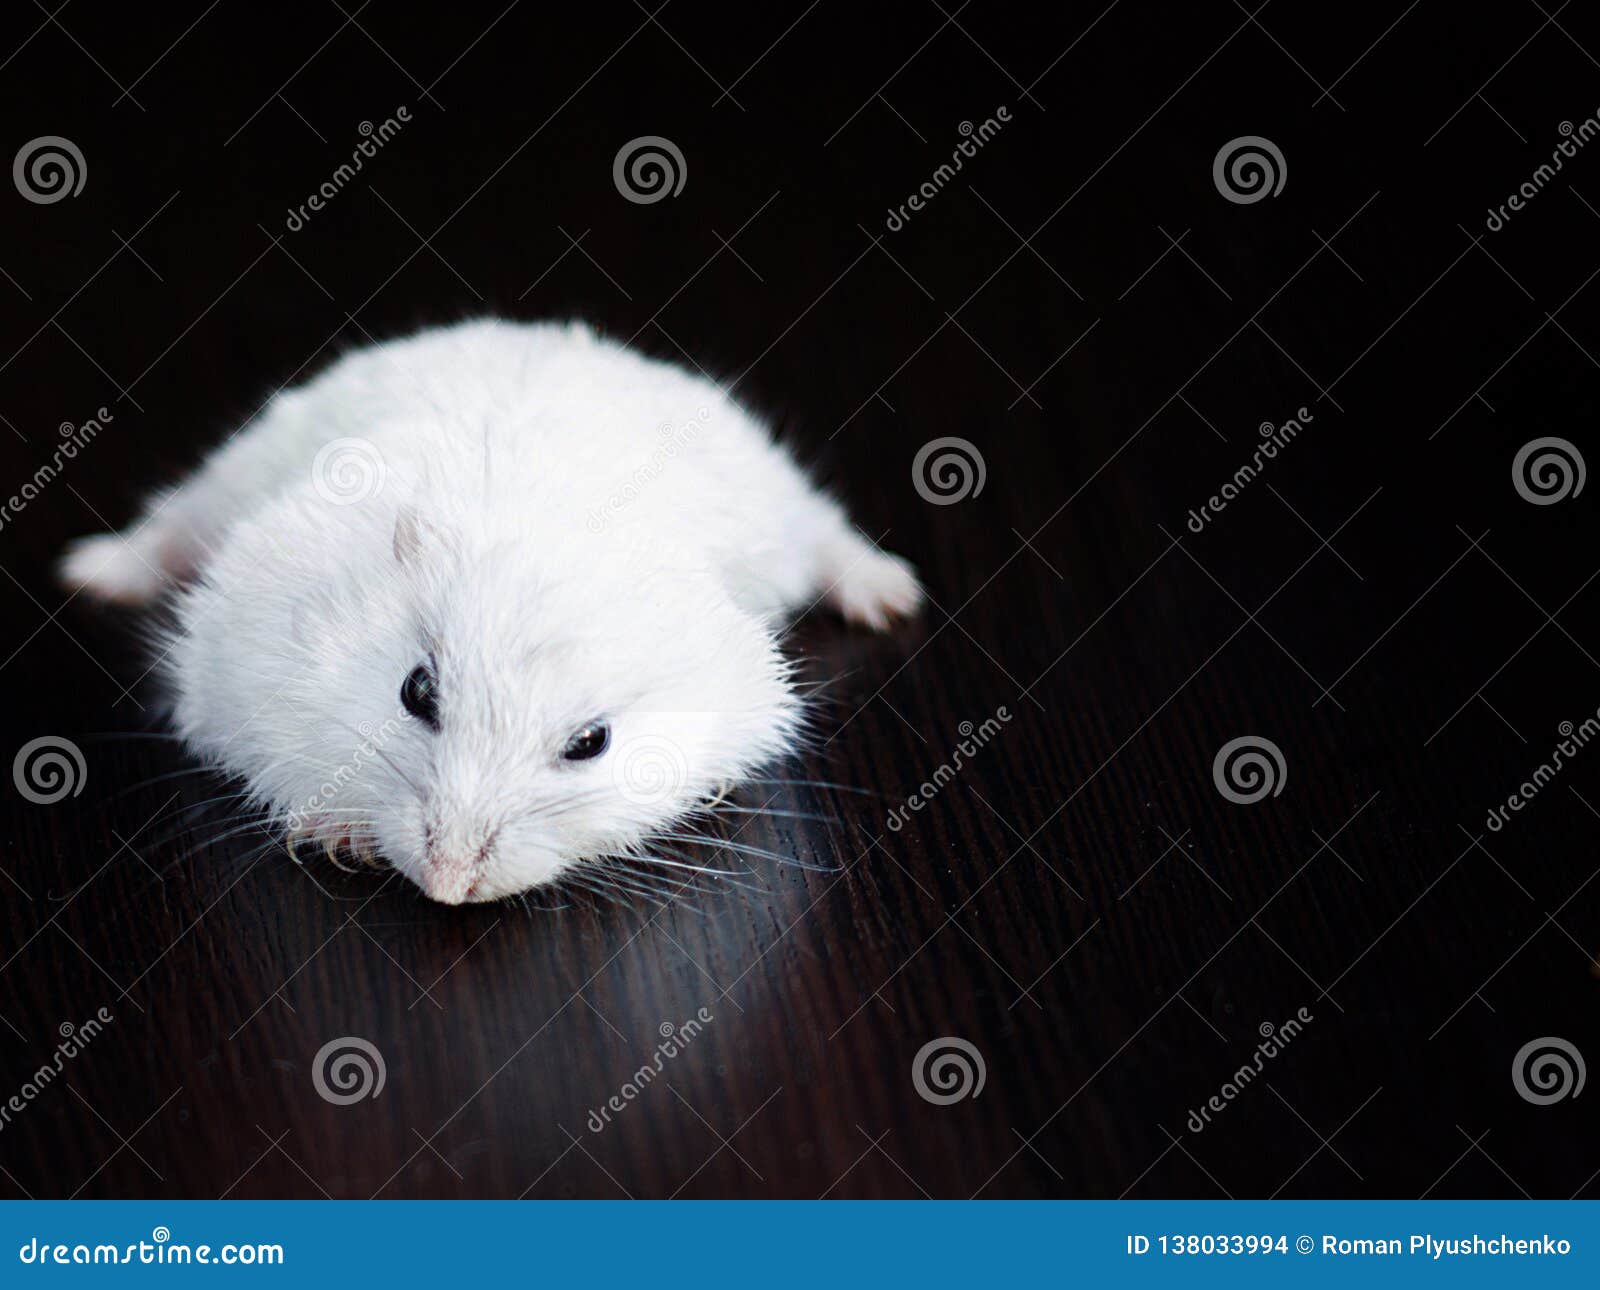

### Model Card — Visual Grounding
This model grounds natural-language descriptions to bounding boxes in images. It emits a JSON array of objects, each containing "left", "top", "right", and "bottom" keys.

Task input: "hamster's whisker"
[
  {"left": 103, "top": 765, "right": 229, "bottom": 801},
  {"left": 605, "top": 875, "right": 710, "bottom": 911},
  {"left": 78, "top": 730, "right": 188, "bottom": 744},
  {"left": 158, "top": 832, "right": 285, "bottom": 886},
  {"left": 609, "top": 848, "right": 747, "bottom": 879},
  {"left": 577, "top": 886, "right": 648, "bottom": 915},
  {"left": 163, "top": 819, "right": 279, "bottom": 869},
  {"left": 643, "top": 839, "right": 761, "bottom": 878},
  {"left": 630, "top": 852, "right": 772, "bottom": 898},
  {"left": 165, "top": 788, "right": 272, "bottom": 816},
  {"left": 145, "top": 804, "right": 368, "bottom": 859},
  {"left": 668, "top": 829, "right": 840, "bottom": 874},
  {"left": 610, "top": 854, "right": 752, "bottom": 901},
  {"left": 739, "top": 775, "right": 877, "bottom": 797},
  {"left": 649, "top": 837, "right": 772, "bottom": 875},
  {"left": 650, "top": 831, "right": 814, "bottom": 870},
  {"left": 136, "top": 829, "right": 273, "bottom": 888},
  {"left": 142, "top": 808, "right": 277, "bottom": 854},
  {"left": 583, "top": 855, "right": 718, "bottom": 902},
  {"left": 513, "top": 889, "right": 571, "bottom": 914},
  {"left": 521, "top": 789, "right": 625, "bottom": 827},
  {"left": 326, "top": 717, "right": 426, "bottom": 799},
  {"left": 693, "top": 804, "right": 835, "bottom": 825},
  {"left": 582, "top": 872, "right": 682, "bottom": 908},
  {"left": 562, "top": 870, "right": 662, "bottom": 911}
]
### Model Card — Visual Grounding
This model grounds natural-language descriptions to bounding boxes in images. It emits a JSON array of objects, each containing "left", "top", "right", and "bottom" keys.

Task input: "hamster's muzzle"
[{"left": 417, "top": 820, "right": 499, "bottom": 904}]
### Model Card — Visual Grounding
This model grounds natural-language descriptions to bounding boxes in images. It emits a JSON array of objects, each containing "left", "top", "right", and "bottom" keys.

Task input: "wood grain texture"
[{"left": 1, "top": 2, "right": 1599, "bottom": 1199}]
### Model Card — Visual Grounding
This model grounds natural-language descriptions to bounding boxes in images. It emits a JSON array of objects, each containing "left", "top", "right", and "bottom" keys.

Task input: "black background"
[{"left": 2, "top": 1, "right": 1599, "bottom": 1199}]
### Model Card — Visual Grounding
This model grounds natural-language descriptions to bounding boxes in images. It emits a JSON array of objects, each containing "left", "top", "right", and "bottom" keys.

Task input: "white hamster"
[{"left": 60, "top": 318, "right": 921, "bottom": 903}]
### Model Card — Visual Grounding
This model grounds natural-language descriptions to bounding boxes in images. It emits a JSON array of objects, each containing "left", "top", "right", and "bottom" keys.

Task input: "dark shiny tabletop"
[{"left": 1, "top": 2, "right": 1597, "bottom": 1198}]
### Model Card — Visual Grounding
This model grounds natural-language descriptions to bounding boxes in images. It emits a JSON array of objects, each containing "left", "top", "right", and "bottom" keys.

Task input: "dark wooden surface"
[{"left": 3, "top": 2, "right": 1600, "bottom": 1199}]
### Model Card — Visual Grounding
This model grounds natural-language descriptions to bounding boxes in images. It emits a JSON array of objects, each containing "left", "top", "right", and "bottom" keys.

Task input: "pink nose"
[
  {"left": 418, "top": 857, "right": 478, "bottom": 904},
  {"left": 416, "top": 820, "right": 498, "bottom": 904}
]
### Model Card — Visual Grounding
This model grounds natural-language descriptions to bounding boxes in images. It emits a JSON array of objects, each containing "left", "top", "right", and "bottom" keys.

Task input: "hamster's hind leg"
[
  {"left": 765, "top": 483, "right": 922, "bottom": 631},
  {"left": 815, "top": 524, "right": 923, "bottom": 631},
  {"left": 58, "top": 391, "right": 327, "bottom": 606},
  {"left": 57, "top": 493, "right": 199, "bottom": 608}
]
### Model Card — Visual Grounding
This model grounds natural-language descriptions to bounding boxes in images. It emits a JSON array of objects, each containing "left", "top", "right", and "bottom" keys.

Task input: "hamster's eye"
[
  {"left": 561, "top": 721, "right": 610, "bottom": 761},
  {"left": 401, "top": 663, "right": 439, "bottom": 729}
]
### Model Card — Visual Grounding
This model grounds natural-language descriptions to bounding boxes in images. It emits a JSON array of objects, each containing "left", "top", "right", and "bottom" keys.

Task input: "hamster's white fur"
[{"left": 61, "top": 318, "right": 920, "bottom": 903}]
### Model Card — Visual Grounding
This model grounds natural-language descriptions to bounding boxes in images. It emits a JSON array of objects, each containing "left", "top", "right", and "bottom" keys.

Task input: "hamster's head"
[{"left": 171, "top": 498, "right": 801, "bottom": 904}]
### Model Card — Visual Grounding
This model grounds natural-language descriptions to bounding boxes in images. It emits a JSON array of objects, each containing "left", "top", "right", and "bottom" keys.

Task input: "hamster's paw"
[
  {"left": 829, "top": 544, "right": 923, "bottom": 631},
  {"left": 58, "top": 533, "right": 168, "bottom": 606}
]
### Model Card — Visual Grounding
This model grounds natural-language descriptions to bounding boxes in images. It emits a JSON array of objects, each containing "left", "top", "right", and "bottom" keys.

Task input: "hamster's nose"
[
  {"left": 417, "top": 859, "right": 478, "bottom": 905},
  {"left": 418, "top": 823, "right": 497, "bottom": 905}
]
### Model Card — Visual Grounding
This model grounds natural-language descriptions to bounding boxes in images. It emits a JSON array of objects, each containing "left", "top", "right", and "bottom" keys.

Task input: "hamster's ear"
[{"left": 393, "top": 504, "right": 444, "bottom": 567}]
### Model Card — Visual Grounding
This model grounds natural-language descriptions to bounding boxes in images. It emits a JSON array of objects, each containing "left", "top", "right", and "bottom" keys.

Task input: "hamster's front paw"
[
  {"left": 829, "top": 545, "right": 923, "bottom": 631},
  {"left": 58, "top": 533, "right": 168, "bottom": 606}
]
